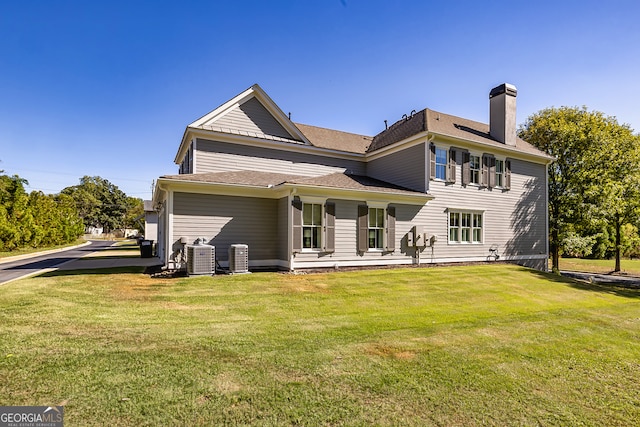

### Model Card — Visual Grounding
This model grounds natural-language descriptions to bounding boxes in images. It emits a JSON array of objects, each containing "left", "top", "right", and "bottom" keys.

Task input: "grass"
[
  {"left": 559, "top": 257, "right": 640, "bottom": 276},
  {"left": 1, "top": 264, "right": 639, "bottom": 426}
]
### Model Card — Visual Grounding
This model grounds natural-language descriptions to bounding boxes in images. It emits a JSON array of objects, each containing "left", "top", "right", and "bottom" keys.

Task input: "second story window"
[
  {"left": 470, "top": 155, "right": 480, "bottom": 184},
  {"left": 435, "top": 148, "right": 447, "bottom": 180},
  {"left": 495, "top": 159, "right": 504, "bottom": 188}
]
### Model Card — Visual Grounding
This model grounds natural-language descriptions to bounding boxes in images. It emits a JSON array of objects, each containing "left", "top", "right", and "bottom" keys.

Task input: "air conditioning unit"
[
  {"left": 186, "top": 244, "right": 215, "bottom": 276},
  {"left": 228, "top": 244, "right": 249, "bottom": 274}
]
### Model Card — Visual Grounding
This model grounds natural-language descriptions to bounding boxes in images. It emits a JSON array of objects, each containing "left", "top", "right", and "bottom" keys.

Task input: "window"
[
  {"left": 435, "top": 148, "right": 447, "bottom": 180},
  {"left": 368, "top": 207, "right": 385, "bottom": 249},
  {"left": 449, "top": 211, "right": 483, "bottom": 243},
  {"left": 472, "top": 214, "right": 482, "bottom": 242},
  {"left": 430, "top": 144, "right": 456, "bottom": 183},
  {"left": 292, "top": 199, "right": 335, "bottom": 253},
  {"left": 358, "top": 205, "right": 396, "bottom": 252},
  {"left": 470, "top": 155, "right": 481, "bottom": 184},
  {"left": 449, "top": 212, "right": 460, "bottom": 241},
  {"left": 495, "top": 159, "right": 504, "bottom": 188},
  {"left": 302, "top": 203, "right": 322, "bottom": 250}
]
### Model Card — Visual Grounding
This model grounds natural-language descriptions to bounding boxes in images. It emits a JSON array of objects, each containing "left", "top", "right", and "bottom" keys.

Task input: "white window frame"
[
  {"left": 435, "top": 147, "right": 448, "bottom": 181},
  {"left": 302, "top": 203, "right": 323, "bottom": 251},
  {"left": 448, "top": 210, "right": 484, "bottom": 244},
  {"left": 495, "top": 158, "right": 505, "bottom": 188},
  {"left": 300, "top": 197, "right": 326, "bottom": 252},
  {"left": 368, "top": 207, "right": 385, "bottom": 250},
  {"left": 469, "top": 154, "right": 481, "bottom": 185}
]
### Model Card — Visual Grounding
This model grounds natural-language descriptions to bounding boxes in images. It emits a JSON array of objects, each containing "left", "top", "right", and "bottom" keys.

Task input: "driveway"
[{"left": 0, "top": 241, "right": 163, "bottom": 285}]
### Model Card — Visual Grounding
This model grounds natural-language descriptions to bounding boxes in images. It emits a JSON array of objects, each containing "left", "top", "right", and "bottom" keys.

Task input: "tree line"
[
  {"left": 519, "top": 107, "right": 640, "bottom": 272},
  {"left": 0, "top": 172, "right": 144, "bottom": 252}
]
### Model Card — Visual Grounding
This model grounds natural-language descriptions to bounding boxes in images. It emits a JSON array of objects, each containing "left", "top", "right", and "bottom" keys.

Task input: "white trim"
[
  {"left": 366, "top": 200, "right": 388, "bottom": 209},
  {"left": 299, "top": 196, "right": 327, "bottom": 204},
  {"left": 192, "top": 138, "right": 197, "bottom": 174},
  {"left": 279, "top": 253, "right": 549, "bottom": 270},
  {"left": 184, "top": 128, "right": 363, "bottom": 163},
  {"left": 167, "top": 190, "right": 174, "bottom": 266}
]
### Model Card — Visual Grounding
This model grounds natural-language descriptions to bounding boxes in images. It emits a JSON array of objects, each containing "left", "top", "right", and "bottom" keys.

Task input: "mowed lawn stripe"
[{"left": 0, "top": 264, "right": 638, "bottom": 426}]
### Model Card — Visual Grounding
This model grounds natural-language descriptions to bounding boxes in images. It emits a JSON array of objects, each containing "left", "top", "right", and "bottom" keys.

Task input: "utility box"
[{"left": 409, "top": 226, "right": 427, "bottom": 248}]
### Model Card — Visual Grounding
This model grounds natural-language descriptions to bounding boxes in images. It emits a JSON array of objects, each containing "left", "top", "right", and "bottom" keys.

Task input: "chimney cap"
[{"left": 490, "top": 83, "right": 517, "bottom": 98}]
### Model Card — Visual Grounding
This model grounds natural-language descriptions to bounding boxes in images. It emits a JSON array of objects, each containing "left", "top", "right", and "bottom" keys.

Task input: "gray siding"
[
  {"left": 292, "top": 200, "right": 423, "bottom": 267},
  {"left": 214, "top": 97, "right": 294, "bottom": 140},
  {"left": 196, "top": 139, "right": 366, "bottom": 176},
  {"left": 417, "top": 156, "right": 547, "bottom": 264},
  {"left": 290, "top": 156, "right": 547, "bottom": 270},
  {"left": 367, "top": 143, "right": 427, "bottom": 192},
  {"left": 172, "top": 192, "right": 278, "bottom": 265}
]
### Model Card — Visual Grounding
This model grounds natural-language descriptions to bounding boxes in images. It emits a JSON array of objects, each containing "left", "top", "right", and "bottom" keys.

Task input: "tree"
[
  {"left": 123, "top": 196, "right": 144, "bottom": 235},
  {"left": 519, "top": 107, "right": 640, "bottom": 272},
  {"left": 0, "top": 172, "right": 83, "bottom": 251},
  {"left": 580, "top": 125, "right": 640, "bottom": 271},
  {"left": 62, "top": 176, "right": 128, "bottom": 233},
  {"left": 518, "top": 107, "right": 602, "bottom": 272}
]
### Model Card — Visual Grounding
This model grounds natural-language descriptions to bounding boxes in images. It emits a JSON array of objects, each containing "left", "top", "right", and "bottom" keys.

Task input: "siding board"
[
  {"left": 172, "top": 192, "right": 278, "bottom": 264},
  {"left": 214, "top": 98, "right": 294, "bottom": 140},
  {"left": 367, "top": 143, "right": 426, "bottom": 192},
  {"left": 196, "top": 139, "right": 365, "bottom": 176}
]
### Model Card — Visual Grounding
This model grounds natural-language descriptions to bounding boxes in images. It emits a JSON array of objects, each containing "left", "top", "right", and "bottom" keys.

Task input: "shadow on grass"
[
  {"left": 39, "top": 266, "right": 147, "bottom": 277},
  {"left": 529, "top": 269, "right": 640, "bottom": 299}
]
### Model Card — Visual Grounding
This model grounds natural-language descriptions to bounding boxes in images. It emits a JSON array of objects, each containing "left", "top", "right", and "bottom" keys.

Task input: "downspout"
[
  {"left": 192, "top": 138, "right": 197, "bottom": 174},
  {"left": 288, "top": 188, "right": 296, "bottom": 272}
]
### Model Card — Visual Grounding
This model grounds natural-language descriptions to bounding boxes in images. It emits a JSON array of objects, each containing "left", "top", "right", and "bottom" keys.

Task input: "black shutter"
[
  {"left": 448, "top": 148, "right": 456, "bottom": 183},
  {"left": 429, "top": 143, "right": 436, "bottom": 180},
  {"left": 324, "top": 202, "right": 335, "bottom": 253},
  {"left": 505, "top": 159, "right": 512, "bottom": 190},
  {"left": 386, "top": 206, "right": 396, "bottom": 251},
  {"left": 292, "top": 198, "right": 302, "bottom": 252},
  {"left": 357, "top": 205, "right": 368, "bottom": 253},
  {"left": 462, "top": 151, "right": 470, "bottom": 185}
]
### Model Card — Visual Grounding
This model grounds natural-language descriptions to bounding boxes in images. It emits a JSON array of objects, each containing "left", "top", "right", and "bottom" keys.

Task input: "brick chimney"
[{"left": 489, "top": 83, "right": 517, "bottom": 146}]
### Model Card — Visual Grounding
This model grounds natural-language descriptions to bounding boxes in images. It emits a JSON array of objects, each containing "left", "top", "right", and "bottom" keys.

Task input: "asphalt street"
[{"left": 0, "top": 240, "right": 115, "bottom": 285}]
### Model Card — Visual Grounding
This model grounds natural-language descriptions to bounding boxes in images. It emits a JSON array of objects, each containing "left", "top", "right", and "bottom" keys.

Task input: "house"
[{"left": 151, "top": 83, "right": 553, "bottom": 272}]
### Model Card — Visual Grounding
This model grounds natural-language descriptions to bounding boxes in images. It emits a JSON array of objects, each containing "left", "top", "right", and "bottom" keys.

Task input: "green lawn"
[
  {"left": 559, "top": 257, "right": 640, "bottom": 276},
  {"left": 1, "top": 265, "right": 639, "bottom": 426}
]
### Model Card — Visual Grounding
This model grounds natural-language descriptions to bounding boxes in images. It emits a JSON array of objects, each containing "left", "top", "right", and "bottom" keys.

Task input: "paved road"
[{"left": 0, "top": 240, "right": 115, "bottom": 285}]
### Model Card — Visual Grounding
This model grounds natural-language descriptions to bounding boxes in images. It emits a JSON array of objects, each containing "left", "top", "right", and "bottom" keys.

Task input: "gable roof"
[
  {"left": 176, "top": 84, "right": 552, "bottom": 163},
  {"left": 175, "top": 84, "right": 311, "bottom": 163}
]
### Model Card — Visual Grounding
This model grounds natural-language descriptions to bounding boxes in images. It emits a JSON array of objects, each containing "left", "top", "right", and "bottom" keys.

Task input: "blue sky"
[{"left": 1, "top": 1, "right": 639, "bottom": 199}]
